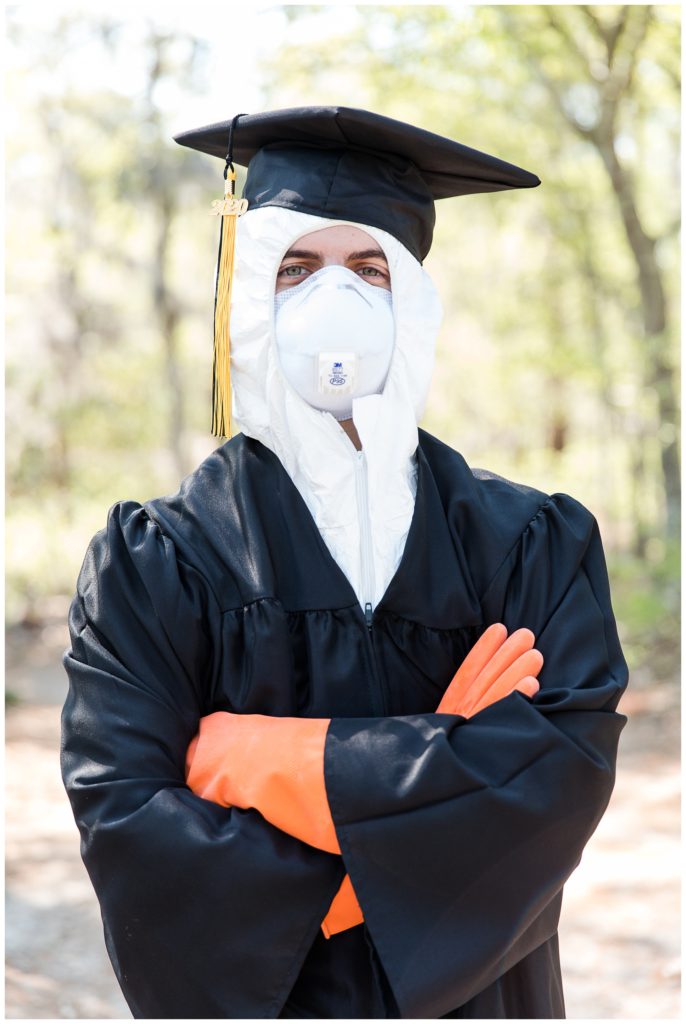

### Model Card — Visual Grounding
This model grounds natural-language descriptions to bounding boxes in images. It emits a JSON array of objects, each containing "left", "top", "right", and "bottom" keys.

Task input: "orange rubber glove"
[
  {"left": 186, "top": 711, "right": 340, "bottom": 855},
  {"left": 321, "top": 624, "right": 543, "bottom": 937},
  {"left": 436, "top": 623, "right": 542, "bottom": 717}
]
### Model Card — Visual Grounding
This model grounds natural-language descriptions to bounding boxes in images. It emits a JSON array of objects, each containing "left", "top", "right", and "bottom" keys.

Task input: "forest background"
[{"left": 5, "top": 3, "right": 681, "bottom": 1019}]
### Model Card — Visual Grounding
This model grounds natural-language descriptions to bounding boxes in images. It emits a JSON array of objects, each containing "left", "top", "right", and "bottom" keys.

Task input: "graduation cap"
[{"left": 173, "top": 106, "right": 540, "bottom": 436}]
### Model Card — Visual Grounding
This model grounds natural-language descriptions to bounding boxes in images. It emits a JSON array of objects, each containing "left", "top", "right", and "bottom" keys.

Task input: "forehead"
[{"left": 284, "top": 224, "right": 386, "bottom": 257}]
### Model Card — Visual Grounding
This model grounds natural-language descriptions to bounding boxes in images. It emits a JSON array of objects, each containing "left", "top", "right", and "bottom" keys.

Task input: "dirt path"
[{"left": 5, "top": 625, "right": 681, "bottom": 1019}]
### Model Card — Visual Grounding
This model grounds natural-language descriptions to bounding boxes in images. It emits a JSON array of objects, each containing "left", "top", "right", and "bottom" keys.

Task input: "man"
[{"left": 61, "top": 107, "right": 628, "bottom": 1019}]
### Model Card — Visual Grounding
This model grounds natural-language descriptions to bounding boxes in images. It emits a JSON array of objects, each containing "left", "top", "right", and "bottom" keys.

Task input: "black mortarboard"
[
  {"left": 173, "top": 106, "right": 540, "bottom": 437},
  {"left": 174, "top": 105, "right": 541, "bottom": 264}
]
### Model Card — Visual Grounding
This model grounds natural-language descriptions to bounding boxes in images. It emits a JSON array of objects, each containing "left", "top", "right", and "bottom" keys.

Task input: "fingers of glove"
[
  {"left": 468, "top": 674, "right": 540, "bottom": 718},
  {"left": 436, "top": 623, "right": 508, "bottom": 713},
  {"left": 483, "top": 647, "right": 543, "bottom": 699},
  {"left": 446, "top": 627, "right": 536, "bottom": 717},
  {"left": 516, "top": 676, "right": 541, "bottom": 699},
  {"left": 467, "top": 657, "right": 543, "bottom": 718},
  {"left": 464, "top": 627, "right": 536, "bottom": 700}
]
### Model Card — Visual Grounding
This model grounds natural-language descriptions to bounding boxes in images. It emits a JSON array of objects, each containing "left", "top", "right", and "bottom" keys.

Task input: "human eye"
[
  {"left": 278, "top": 264, "right": 309, "bottom": 279},
  {"left": 357, "top": 264, "right": 390, "bottom": 287}
]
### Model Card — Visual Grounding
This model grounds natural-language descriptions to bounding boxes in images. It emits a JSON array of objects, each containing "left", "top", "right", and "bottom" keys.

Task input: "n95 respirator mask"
[{"left": 274, "top": 264, "right": 395, "bottom": 420}]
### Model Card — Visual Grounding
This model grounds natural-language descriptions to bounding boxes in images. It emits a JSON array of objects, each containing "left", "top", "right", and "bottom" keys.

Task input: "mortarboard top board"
[{"left": 173, "top": 106, "right": 541, "bottom": 263}]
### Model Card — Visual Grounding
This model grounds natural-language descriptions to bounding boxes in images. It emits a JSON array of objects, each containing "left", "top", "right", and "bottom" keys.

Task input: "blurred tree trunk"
[
  {"left": 504, "top": 4, "right": 680, "bottom": 544},
  {"left": 588, "top": 38, "right": 680, "bottom": 547},
  {"left": 153, "top": 190, "right": 185, "bottom": 481},
  {"left": 39, "top": 107, "right": 90, "bottom": 498},
  {"left": 628, "top": 429, "right": 651, "bottom": 559},
  {"left": 145, "top": 32, "right": 186, "bottom": 481},
  {"left": 540, "top": 267, "right": 570, "bottom": 456},
  {"left": 573, "top": 198, "right": 654, "bottom": 548}
]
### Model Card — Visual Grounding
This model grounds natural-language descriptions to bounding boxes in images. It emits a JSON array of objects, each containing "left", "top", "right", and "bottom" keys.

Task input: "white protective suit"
[{"left": 230, "top": 207, "right": 443, "bottom": 613}]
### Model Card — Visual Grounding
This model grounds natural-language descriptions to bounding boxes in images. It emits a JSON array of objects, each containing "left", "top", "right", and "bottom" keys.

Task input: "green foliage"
[{"left": 608, "top": 541, "right": 680, "bottom": 682}]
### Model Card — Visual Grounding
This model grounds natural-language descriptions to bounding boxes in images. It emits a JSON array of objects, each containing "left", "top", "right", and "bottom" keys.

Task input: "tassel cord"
[{"left": 211, "top": 113, "right": 247, "bottom": 438}]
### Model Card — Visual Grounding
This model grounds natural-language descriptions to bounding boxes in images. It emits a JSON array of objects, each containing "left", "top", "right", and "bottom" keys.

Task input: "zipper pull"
[{"left": 364, "top": 602, "right": 373, "bottom": 629}]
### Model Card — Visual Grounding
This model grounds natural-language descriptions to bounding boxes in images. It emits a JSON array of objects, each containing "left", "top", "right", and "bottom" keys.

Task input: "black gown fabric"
[{"left": 61, "top": 429, "right": 628, "bottom": 1019}]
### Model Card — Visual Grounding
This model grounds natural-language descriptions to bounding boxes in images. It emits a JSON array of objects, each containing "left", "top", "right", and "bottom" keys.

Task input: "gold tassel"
[{"left": 210, "top": 170, "right": 248, "bottom": 438}]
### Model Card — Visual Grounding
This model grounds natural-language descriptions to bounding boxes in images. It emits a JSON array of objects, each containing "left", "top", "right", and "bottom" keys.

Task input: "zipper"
[
  {"left": 354, "top": 450, "right": 376, "bottom": 630},
  {"left": 354, "top": 449, "right": 388, "bottom": 715}
]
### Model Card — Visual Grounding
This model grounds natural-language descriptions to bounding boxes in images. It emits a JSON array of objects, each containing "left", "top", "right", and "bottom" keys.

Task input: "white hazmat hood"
[{"left": 229, "top": 206, "right": 443, "bottom": 610}]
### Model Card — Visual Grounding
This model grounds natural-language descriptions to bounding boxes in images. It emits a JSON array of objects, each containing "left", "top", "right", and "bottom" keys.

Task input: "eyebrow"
[
  {"left": 348, "top": 248, "right": 388, "bottom": 262},
  {"left": 280, "top": 247, "right": 388, "bottom": 263}
]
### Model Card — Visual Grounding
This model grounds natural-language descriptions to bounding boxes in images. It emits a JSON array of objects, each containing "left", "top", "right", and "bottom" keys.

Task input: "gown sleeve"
[
  {"left": 60, "top": 500, "right": 344, "bottom": 1020},
  {"left": 322, "top": 492, "right": 629, "bottom": 1019}
]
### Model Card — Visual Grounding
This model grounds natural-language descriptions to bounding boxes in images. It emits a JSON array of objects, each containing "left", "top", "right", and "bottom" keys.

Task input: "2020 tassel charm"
[{"left": 210, "top": 113, "right": 248, "bottom": 438}]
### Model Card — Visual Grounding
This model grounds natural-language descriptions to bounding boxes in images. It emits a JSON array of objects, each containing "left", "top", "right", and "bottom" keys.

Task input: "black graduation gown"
[{"left": 61, "top": 429, "right": 628, "bottom": 1019}]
